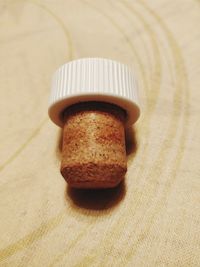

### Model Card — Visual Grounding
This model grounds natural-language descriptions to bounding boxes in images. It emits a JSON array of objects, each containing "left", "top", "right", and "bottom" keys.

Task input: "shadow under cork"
[
  {"left": 66, "top": 180, "right": 126, "bottom": 211},
  {"left": 57, "top": 126, "right": 138, "bottom": 159},
  {"left": 56, "top": 128, "right": 63, "bottom": 160},
  {"left": 125, "top": 126, "right": 138, "bottom": 157},
  {"left": 56, "top": 125, "right": 137, "bottom": 211}
]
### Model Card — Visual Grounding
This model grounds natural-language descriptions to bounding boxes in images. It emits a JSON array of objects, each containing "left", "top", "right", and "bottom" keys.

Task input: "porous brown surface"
[{"left": 61, "top": 102, "right": 127, "bottom": 188}]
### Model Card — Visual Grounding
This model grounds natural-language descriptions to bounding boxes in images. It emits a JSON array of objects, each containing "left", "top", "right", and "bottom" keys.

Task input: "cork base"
[
  {"left": 61, "top": 102, "right": 127, "bottom": 189},
  {"left": 61, "top": 163, "right": 126, "bottom": 189}
]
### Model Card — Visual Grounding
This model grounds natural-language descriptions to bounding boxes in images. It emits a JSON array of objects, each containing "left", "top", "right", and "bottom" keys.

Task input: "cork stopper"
[
  {"left": 61, "top": 102, "right": 127, "bottom": 188},
  {"left": 48, "top": 58, "right": 140, "bottom": 189}
]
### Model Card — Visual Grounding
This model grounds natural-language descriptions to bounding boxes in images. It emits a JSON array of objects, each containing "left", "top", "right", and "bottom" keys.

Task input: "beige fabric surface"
[{"left": 0, "top": 0, "right": 200, "bottom": 266}]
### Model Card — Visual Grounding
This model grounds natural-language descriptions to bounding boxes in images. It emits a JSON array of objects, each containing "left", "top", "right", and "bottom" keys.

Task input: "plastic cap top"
[{"left": 48, "top": 58, "right": 140, "bottom": 127}]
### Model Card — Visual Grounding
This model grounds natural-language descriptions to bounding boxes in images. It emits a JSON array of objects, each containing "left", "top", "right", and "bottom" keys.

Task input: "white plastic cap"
[{"left": 48, "top": 58, "right": 140, "bottom": 127}]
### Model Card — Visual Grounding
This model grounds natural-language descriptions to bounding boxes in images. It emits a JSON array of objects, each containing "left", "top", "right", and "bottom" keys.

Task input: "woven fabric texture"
[{"left": 0, "top": 1, "right": 199, "bottom": 266}]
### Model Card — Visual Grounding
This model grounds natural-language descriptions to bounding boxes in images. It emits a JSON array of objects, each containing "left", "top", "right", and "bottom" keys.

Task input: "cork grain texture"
[
  {"left": 0, "top": 1, "right": 200, "bottom": 266},
  {"left": 61, "top": 103, "right": 127, "bottom": 188}
]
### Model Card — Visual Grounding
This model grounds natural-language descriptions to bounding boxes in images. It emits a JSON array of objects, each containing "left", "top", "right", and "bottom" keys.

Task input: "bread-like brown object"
[{"left": 61, "top": 102, "right": 127, "bottom": 188}]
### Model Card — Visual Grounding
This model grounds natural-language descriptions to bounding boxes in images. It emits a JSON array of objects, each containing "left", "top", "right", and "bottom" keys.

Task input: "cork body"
[{"left": 61, "top": 102, "right": 127, "bottom": 189}]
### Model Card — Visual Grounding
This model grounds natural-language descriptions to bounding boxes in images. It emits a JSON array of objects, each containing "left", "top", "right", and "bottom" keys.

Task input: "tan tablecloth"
[{"left": 0, "top": 1, "right": 199, "bottom": 266}]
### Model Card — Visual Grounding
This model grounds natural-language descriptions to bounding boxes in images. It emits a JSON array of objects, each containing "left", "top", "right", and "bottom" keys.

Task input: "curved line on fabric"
[
  {"left": 0, "top": 0, "right": 75, "bottom": 262},
  {"left": 119, "top": 0, "right": 162, "bottom": 153},
  {"left": 0, "top": 118, "right": 47, "bottom": 173},
  {"left": 0, "top": 211, "right": 65, "bottom": 262},
  {"left": 0, "top": 0, "right": 73, "bottom": 173},
  {"left": 48, "top": 224, "right": 93, "bottom": 267},
  {"left": 123, "top": 1, "right": 190, "bottom": 262},
  {"left": 30, "top": 0, "right": 74, "bottom": 59},
  {"left": 82, "top": 0, "right": 149, "bottom": 93}
]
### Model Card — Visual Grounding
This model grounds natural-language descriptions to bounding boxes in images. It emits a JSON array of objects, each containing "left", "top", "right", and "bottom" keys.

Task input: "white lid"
[{"left": 48, "top": 58, "right": 140, "bottom": 127}]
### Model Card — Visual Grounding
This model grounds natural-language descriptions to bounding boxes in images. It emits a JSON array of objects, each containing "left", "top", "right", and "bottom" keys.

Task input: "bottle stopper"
[{"left": 48, "top": 58, "right": 140, "bottom": 189}]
